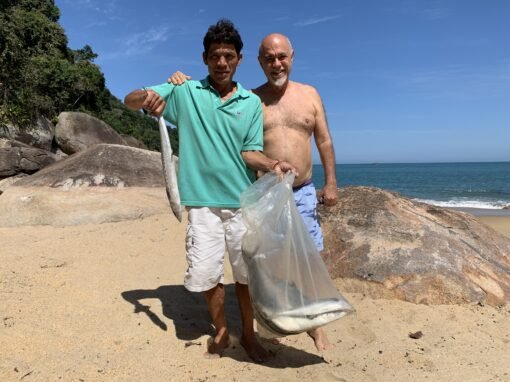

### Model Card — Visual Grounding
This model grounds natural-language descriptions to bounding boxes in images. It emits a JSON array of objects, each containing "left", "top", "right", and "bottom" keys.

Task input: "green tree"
[
  {"left": 0, "top": 0, "right": 68, "bottom": 120},
  {"left": 72, "top": 45, "right": 98, "bottom": 63},
  {"left": 0, "top": 0, "right": 173, "bottom": 152}
]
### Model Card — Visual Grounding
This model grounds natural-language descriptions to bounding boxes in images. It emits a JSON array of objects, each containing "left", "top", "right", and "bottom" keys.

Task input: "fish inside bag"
[{"left": 241, "top": 172, "right": 354, "bottom": 338}]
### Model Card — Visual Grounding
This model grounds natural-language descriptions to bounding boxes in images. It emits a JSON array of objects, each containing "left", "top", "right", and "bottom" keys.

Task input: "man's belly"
[
  {"left": 264, "top": 130, "right": 313, "bottom": 186},
  {"left": 265, "top": 150, "right": 312, "bottom": 186}
]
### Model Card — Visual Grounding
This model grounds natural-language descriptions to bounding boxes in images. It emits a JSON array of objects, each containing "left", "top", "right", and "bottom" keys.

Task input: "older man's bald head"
[{"left": 258, "top": 33, "right": 293, "bottom": 57}]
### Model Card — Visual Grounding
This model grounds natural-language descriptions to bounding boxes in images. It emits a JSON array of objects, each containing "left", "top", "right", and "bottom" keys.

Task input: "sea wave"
[{"left": 413, "top": 199, "right": 509, "bottom": 209}]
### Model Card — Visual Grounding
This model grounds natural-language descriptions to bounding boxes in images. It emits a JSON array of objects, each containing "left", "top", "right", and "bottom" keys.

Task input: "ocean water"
[{"left": 311, "top": 162, "right": 510, "bottom": 209}]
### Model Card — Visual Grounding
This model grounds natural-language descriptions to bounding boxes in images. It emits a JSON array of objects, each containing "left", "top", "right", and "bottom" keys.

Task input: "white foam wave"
[{"left": 413, "top": 199, "right": 509, "bottom": 209}]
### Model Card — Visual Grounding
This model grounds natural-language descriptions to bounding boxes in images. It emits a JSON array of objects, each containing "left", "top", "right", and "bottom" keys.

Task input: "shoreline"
[{"left": 450, "top": 207, "right": 510, "bottom": 217}]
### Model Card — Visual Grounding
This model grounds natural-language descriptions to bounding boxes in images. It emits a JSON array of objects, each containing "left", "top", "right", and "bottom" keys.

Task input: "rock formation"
[
  {"left": 55, "top": 112, "right": 127, "bottom": 154},
  {"left": 0, "top": 174, "right": 27, "bottom": 195},
  {"left": 319, "top": 186, "right": 510, "bottom": 306},
  {"left": 1, "top": 111, "right": 154, "bottom": 178},
  {"left": 0, "top": 139, "right": 59, "bottom": 178},
  {"left": 14, "top": 143, "right": 165, "bottom": 189},
  {"left": 0, "top": 144, "right": 168, "bottom": 227},
  {"left": 0, "top": 116, "right": 55, "bottom": 151},
  {"left": 121, "top": 134, "right": 148, "bottom": 150}
]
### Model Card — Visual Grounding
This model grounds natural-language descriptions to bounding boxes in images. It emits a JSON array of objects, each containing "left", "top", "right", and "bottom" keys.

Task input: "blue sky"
[{"left": 55, "top": 0, "right": 510, "bottom": 164}]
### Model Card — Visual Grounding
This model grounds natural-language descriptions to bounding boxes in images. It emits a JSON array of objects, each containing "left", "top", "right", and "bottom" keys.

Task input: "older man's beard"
[{"left": 269, "top": 73, "right": 288, "bottom": 88}]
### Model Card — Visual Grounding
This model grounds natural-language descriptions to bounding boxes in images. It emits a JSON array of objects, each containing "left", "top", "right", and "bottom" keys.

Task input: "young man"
[
  {"left": 169, "top": 33, "right": 338, "bottom": 352},
  {"left": 125, "top": 20, "right": 293, "bottom": 363}
]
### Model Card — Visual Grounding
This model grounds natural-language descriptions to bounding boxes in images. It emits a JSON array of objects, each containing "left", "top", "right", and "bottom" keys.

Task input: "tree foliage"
[{"left": 0, "top": 0, "right": 176, "bottom": 152}]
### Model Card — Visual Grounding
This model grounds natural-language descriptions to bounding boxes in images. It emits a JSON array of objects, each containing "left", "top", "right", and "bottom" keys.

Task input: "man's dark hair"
[{"left": 203, "top": 19, "right": 243, "bottom": 55}]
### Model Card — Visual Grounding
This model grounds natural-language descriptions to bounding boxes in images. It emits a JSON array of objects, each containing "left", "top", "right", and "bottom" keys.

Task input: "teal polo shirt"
[{"left": 149, "top": 77, "right": 263, "bottom": 208}]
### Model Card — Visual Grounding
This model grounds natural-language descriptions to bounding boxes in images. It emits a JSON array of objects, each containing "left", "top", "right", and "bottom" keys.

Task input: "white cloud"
[
  {"left": 121, "top": 26, "right": 169, "bottom": 56},
  {"left": 63, "top": 0, "right": 119, "bottom": 22},
  {"left": 274, "top": 16, "right": 290, "bottom": 22},
  {"left": 423, "top": 7, "right": 449, "bottom": 20},
  {"left": 66, "top": 0, "right": 117, "bottom": 14},
  {"left": 294, "top": 14, "right": 341, "bottom": 27},
  {"left": 99, "top": 26, "right": 170, "bottom": 59},
  {"left": 386, "top": 63, "right": 510, "bottom": 100}
]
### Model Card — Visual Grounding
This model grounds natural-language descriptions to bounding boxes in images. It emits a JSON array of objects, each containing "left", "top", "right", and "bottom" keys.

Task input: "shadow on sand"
[{"left": 121, "top": 284, "right": 325, "bottom": 368}]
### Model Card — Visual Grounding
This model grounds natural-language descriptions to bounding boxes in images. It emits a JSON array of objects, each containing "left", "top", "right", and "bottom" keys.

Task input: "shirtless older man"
[
  {"left": 253, "top": 34, "right": 337, "bottom": 206},
  {"left": 253, "top": 33, "right": 338, "bottom": 351},
  {"left": 168, "top": 33, "right": 338, "bottom": 352}
]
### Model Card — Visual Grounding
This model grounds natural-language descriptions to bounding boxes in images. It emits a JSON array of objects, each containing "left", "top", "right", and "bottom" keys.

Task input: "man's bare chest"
[{"left": 263, "top": 102, "right": 315, "bottom": 133}]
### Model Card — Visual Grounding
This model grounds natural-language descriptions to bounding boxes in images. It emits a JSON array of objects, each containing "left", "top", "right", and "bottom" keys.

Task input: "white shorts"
[{"left": 184, "top": 206, "right": 248, "bottom": 292}]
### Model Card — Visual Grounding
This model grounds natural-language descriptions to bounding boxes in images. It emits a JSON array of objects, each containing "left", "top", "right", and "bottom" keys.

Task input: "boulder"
[
  {"left": 121, "top": 134, "right": 148, "bottom": 150},
  {"left": 14, "top": 143, "right": 165, "bottom": 189},
  {"left": 0, "top": 144, "right": 170, "bottom": 226},
  {"left": 0, "top": 116, "right": 55, "bottom": 151},
  {"left": 0, "top": 174, "right": 27, "bottom": 195},
  {"left": 55, "top": 112, "right": 126, "bottom": 154},
  {"left": 52, "top": 147, "right": 69, "bottom": 161},
  {"left": 319, "top": 186, "right": 510, "bottom": 306},
  {"left": 0, "top": 186, "right": 169, "bottom": 227},
  {"left": 0, "top": 139, "right": 59, "bottom": 178}
]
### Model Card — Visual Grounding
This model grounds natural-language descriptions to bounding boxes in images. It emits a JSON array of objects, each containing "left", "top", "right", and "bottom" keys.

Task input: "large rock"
[
  {"left": 14, "top": 143, "right": 165, "bottom": 189},
  {"left": 0, "top": 144, "right": 170, "bottom": 226},
  {"left": 0, "top": 116, "right": 55, "bottom": 151},
  {"left": 0, "top": 139, "right": 59, "bottom": 178},
  {"left": 55, "top": 112, "right": 126, "bottom": 154},
  {"left": 0, "top": 174, "right": 27, "bottom": 195},
  {"left": 0, "top": 186, "right": 169, "bottom": 227},
  {"left": 319, "top": 186, "right": 510, "bottom": 306},
  {"left": 121, "top": 134, "right": 148, "bottom": 150}
]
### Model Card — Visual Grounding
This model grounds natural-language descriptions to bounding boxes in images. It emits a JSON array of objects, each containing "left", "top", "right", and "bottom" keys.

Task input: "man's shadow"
[
  {"left": 122, "top": 284, "right": 217, "bottom": 340},
  {"left": 121, "top": 284, "right": 325, "bottom": 367}
]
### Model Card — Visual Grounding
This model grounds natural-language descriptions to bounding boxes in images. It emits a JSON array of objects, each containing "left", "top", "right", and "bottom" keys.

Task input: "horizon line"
[{"left": 313, "top": 160, "right": 510, "bottom": 165}]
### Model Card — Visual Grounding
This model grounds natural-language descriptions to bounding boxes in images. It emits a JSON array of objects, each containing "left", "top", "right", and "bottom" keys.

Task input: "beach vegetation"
[{"left": 0, "top": 0, "right": 177, "bottom": 152}]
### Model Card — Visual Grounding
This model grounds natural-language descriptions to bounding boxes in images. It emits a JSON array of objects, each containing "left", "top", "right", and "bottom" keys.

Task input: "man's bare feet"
[
  {"left": 240, "top": 334, "right": 273, "bottom": 363},
  {"left": 204, "top": 328, "right": 230, "bottom": 359},
  {"left": 307, "top": 328, "right": 332, "bottom": 351}
]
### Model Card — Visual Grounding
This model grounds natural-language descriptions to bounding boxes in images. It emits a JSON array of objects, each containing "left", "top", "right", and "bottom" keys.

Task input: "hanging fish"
[{"left": 158, "top": 116, "right": 182, "bottom": 222}]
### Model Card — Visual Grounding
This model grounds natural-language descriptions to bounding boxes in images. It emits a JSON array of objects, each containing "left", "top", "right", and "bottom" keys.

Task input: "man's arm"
[
  {"left": 312, "top": 88, "right": 338, "bottom": 206},
  {"left": 124, "top": 89, "right": 166, "bottom": 116},
  {"left": 241, "top": 151, "right": 295, "bottom": 175}
]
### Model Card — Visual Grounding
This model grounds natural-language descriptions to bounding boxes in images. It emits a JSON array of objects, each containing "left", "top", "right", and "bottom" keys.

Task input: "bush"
[{"left": 0, "top": 0, "right": 178, "bottom": 152}]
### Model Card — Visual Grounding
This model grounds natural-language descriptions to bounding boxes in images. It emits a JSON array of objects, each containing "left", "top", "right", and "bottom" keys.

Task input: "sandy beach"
[
  {"left": 477, "top": 216, "right": 510, "bottom": 239},
  {"left": 1, "top": 207, "right": 510, "bottom": 382}
]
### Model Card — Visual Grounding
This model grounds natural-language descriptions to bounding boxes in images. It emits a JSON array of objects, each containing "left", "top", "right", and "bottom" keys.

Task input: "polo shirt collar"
[{"left": 198, "top": 76, "right": 250, "bottom": 100}]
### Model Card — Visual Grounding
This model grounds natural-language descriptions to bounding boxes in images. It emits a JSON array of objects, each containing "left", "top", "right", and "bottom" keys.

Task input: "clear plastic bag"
[{"left": 241, "top": 172, "right": 354, "bottom": 338}]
